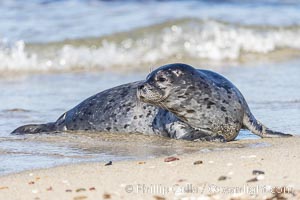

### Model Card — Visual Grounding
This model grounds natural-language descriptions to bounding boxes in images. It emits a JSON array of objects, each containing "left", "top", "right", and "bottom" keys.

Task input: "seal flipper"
[
  {"left": 11, "top": 112, "right": 67, "bottom": 134},
  {"left": 243, "top": 110, "right": 292, "bottom": 138},
  {"left": 167, "top": 120, "right": 226, "bottom": 142},
  {"left": 11, "top": 122, "right": 56, "bottom": 135}
]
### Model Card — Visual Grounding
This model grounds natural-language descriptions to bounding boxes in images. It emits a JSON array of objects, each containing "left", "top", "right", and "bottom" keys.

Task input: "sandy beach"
[{"left": 1, "top": 136, "right": 299, "bottom": 200}]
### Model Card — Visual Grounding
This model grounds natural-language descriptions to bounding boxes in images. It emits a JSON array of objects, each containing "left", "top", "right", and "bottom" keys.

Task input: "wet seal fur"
[
  {"left": 137, "top": 63, "right": 292, "bottom": 141},
  {"left": 11, "top": 81, "right": 201, "bottom": 140}
]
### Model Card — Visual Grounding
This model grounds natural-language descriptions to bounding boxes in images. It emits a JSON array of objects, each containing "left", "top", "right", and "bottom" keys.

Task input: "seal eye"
[{"left": 157, "top": 77, "right": 167, "bottom": 83}]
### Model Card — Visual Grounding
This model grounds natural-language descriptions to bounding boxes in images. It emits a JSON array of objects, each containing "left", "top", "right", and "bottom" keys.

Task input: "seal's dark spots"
[
  {"left": 207, "top": 101, "right": 215, "bottom": 109},
  {"left": 222, "top": 100, "right": 229, "bottom": 104},
  {"left": 221, "top": 106, "right": 227, "bottom": 112},
  {"left": 143, "top": 106, "right": 147, "bottom": 109},
  {"left": 208, "top": 102, "right": 214, "bottom": 108},
  {"left": 139, "top": 115, "right": 143, "bottom": 118},
  {"left": 133, "top": 116, "right": 137, "bottom": 119},
  {"left": 257, "top": 125, "right": 262, "bottom": 132},
  {"left": 228, "top": 95, "right": 231, "bottom": 99},
  {"left": 126, "top": 108, "right": 130, "bottom": 112},
  {"left": 124, "top": 124, "right": 129, "bottom": 129},
  {"left": 225, "top": 117, "right": 229, "bottom": 124},
  {"left": 180, "top": 116, "right": 187, "bottom": 121},
  {"left": 177, "top": 95, "right": 185, "bottom": 99},
  {"left": 204, "top": 97, "right": 209, "bottom": 101},
  {"left": 106, "top": 127, "right": 111, "bottom": 131},
  {"left": 168, "top": 108, "right": 177, "bottom": 113},
  {"left": 120, "top": 90, "right": 127, "bottom": 97},
  {"left": 187, "top": 110, "right": 195, "bottom": 113},
  {"left": 104, "top": 105, "right": 112, "bottom": 112},
  {"left": 146, "top": 111, "right": 152, "bottom": 117},
  {"left": 114, "top": 119, "right": 117, "bottom": 122}
]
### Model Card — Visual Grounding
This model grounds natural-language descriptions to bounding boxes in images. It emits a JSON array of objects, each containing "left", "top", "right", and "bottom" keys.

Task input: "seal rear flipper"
[
  {"left": 11, "top": 122, "right": 56, "bottom": 135},
  {"left": 243, "top": 111, "right": 293, "bottom": 138}
]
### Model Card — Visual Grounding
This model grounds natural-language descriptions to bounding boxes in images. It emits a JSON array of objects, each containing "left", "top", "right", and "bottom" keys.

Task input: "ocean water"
[
  {"left": 1, "top": 0, "right": 300, "bottom": 72},
  {"left": 0, "top": 0, "right": 300, "bottom": 175}
]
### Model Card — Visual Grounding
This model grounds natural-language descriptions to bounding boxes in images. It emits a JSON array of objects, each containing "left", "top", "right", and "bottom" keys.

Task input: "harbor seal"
[
  {"left": 137, "top": 63, "right": 292, "bottom": 141},
  {"left": 12, "top": 81, "right": 213, "bottom": 140}
]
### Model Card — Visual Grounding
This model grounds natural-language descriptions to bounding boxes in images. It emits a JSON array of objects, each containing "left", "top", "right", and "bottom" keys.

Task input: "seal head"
[
  {"left": 138, "top": 63, "right": 215, "bottom": 126},
  {"left": 138, "top": 63, "right": 198, "bottom": 110}
]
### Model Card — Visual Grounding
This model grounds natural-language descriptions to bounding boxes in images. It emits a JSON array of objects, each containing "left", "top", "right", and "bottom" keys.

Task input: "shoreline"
[{"left": 1, "top": 137, "right": 300, "bottom": 200}]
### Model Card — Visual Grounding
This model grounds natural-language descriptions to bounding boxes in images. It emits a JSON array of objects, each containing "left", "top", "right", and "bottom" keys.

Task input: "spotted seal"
[
  {"left": 11, "top": 81, "right": 205, "bottom": 140},
  {"left": 137, "top": 63, "right": 292, "bottom": 141}
]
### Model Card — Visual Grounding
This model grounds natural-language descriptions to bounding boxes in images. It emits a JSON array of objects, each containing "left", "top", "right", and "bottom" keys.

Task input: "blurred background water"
[
  {"left": 0, "top": 0, "right": 299, "bottom": 175},
  {"left": 1, "top": 0, "right": 300, "bottom": 72}
]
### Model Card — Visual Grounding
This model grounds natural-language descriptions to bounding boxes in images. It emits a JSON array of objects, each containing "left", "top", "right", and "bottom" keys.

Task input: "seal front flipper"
[
  {"left": 194, "top": 134, "right": 226, "bottom": 142},
  {"left": 167, "top": 121, "right": 225, "bottom": 142},
  {"left": 243, "top": 110, "right": 293, "bottom": 138},
  {"left": 11, "top": 122, "right": 56, "bottom": 135}
]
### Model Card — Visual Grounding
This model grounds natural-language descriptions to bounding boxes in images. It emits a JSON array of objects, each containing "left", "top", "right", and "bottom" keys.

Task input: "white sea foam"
[
  {"left": 1, "top": 19, "right": 300, "bottom": 72},
  {"left": 0, "top": 39, "right": 38, "bottom": 71}
]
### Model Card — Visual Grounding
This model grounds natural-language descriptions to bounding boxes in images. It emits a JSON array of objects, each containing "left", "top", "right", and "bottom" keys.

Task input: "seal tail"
[
  {"left": 11, "top": 122, "right": 56, "bottom": 135},
  {"left": 243, "top": 110, "right": 292, "bottom": 138}
]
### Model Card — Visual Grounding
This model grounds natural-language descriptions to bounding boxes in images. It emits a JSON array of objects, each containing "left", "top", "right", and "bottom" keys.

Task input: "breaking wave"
[{"left": 1, "top": 19, "right": 300, "bottom": 73}]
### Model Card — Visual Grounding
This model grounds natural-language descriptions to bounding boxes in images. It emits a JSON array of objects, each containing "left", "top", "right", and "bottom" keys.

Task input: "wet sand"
[{"left": 0, "top": 137, "right": 299, "bottom": 200}]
